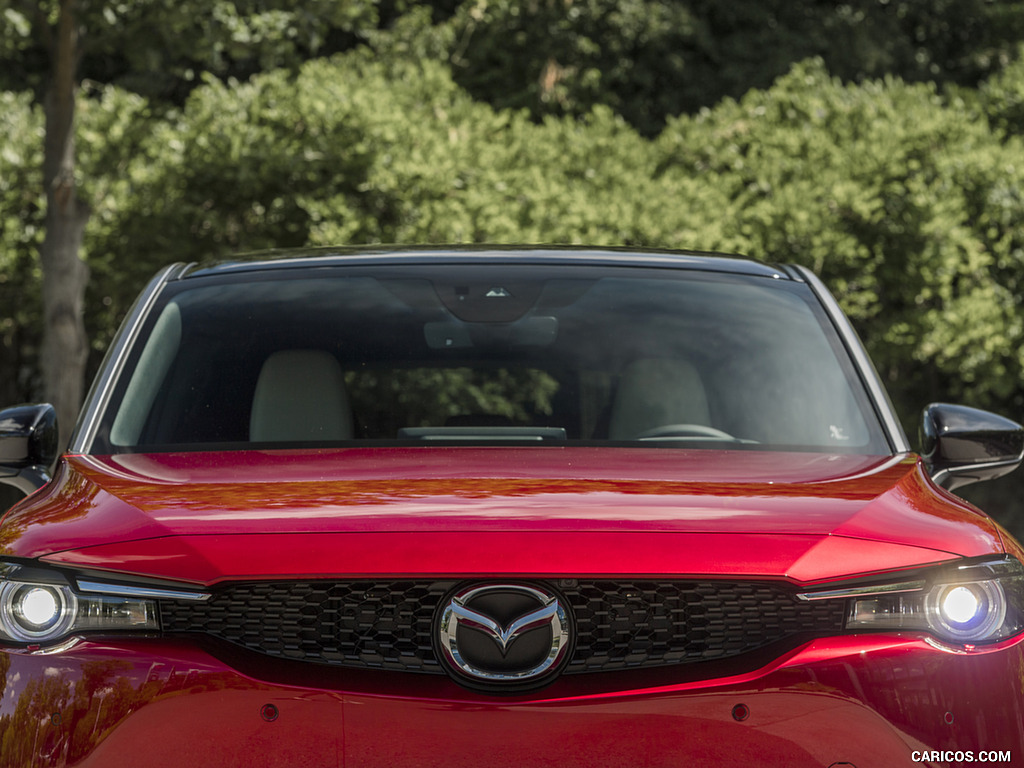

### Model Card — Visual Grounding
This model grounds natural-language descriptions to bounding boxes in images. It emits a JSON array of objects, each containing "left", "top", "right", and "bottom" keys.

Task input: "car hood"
[{"left": 2, "top": 448, "right": 1004, "bottom": 586}]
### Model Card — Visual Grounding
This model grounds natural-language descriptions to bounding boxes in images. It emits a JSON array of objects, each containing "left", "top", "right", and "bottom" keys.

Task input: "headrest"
[
  {"left": 250, "top": 350, "right": 353, "bottom": 442},
  {"left": 609, "top": 358, "right": 710, "bottom": 440}
]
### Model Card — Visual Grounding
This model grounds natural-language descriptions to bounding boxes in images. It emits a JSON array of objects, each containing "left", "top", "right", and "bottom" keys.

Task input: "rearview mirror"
[
  {"left": 921, "top": 403, "right": 1024, "bottom": 492},
  {"left": 0, "top": 403, "right": 59, "bottom": 496}
]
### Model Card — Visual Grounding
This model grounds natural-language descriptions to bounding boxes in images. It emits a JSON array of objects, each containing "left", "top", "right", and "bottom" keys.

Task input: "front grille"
[
  {"left": 158, "top": 579, "right": 846, "bottom": 675},
  {"left": 160, "top": 581, "right": 453, "bottom": 672},
  {"left": 560, "top": 580, "right": 844, "bottom": 672}
]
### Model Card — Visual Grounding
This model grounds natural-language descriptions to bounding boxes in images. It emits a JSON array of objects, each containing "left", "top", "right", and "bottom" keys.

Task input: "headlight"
[
  {"left": 0, "top": 563, "right": 164, "bottom": 645},
  {"left": 800, "top": 556, "right": 1024, "bottom": 647},
  {"left": 926, "top": 581, "right": 1007, "bottom": 642},
  {"left": 0, "top": 583, "right": 77, "bottom": 641}
]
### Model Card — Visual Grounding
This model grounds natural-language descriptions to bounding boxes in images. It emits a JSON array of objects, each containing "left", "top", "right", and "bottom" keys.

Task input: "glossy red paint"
[
  {"left": 3, "top": 632, "right": 1020, "bottom": 767},
  {"left": 2, "top": 448, "right": 999, "bottom": 585},
  {"left": 39, "top": 529, "right": 962, "bottom": 585},
  {"left": 3, "top": 444, "right": 1021, "bottom": 766}
]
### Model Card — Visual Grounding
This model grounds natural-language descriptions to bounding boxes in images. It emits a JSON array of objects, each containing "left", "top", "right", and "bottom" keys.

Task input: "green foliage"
[
  {"left": 981, "top": 45, "right": 1024, "bottom": 138},
  {"left": 442, "top": 0, "right": 698, "bottom": 136},
  {"left": 76, "top": 84, "right": 158, "bottom": 346},
  {"left": 0, "top": 0, "right": 382, "bottom": 99},
  {"left": 0, "top": 91, "right": 44, "bottom": 404},
  {"left": 438, "top": 0, "right": 1023, "bottom": 135},
  {"left": 94, "top": 54, "right": 669, "bottom": 255}
]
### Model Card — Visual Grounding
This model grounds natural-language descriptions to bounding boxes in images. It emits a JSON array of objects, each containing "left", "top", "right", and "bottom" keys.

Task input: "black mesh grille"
[
  {"left": 158, "top": 579, "right": 846, "bottom": 674},
  {"left": 560, "top": 580, "right": 845, "bottom": 672},
  {"left": 160, "top": 581, "right": 453, "bottom": 672}
]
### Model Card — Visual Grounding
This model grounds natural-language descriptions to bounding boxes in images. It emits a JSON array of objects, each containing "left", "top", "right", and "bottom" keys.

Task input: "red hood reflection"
[{"left": 0, "top": 448, "right": 1004, "bottom": 585}]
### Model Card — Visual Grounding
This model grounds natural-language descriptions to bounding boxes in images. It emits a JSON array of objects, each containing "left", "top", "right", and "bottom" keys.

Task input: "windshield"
[{"left": 92, "top": 264, "right": 888, "bottom": 454}]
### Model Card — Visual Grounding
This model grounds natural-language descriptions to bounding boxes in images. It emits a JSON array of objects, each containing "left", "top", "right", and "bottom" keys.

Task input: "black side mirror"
[
  {"left": 0, "top": 404, "right": 59, "bottom": 496},
  {"left": 921, "top": 403, "right": 1024, "bottom": 492}
]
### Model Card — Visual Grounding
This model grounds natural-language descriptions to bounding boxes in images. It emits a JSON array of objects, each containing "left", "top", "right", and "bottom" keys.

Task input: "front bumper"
[{"left": 3, "top": 634, "right": 1022, "bottom": 768}]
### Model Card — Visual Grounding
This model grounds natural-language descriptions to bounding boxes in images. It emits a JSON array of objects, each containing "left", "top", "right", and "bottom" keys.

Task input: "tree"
[{"left": 37, "top": 0, "right": 91, "bottom": 452}]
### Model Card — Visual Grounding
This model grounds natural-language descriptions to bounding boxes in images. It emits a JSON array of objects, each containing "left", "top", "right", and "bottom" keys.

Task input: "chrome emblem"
[{"left": 437, "top": 583, "right": 571, "bottom": 684}]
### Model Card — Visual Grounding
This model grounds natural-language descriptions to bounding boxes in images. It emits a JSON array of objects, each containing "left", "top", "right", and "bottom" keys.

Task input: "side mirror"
[
  {"left": 921, "top": 403, "right": 1024, "bottom": 492},
  {"left": 0, "top": 404, "right": 59, "bottom": 496}
]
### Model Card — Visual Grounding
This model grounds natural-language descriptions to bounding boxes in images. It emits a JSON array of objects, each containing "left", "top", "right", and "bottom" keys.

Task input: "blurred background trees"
[{"left": 3, "top": 0, "right": 1024, "bottom": 522}]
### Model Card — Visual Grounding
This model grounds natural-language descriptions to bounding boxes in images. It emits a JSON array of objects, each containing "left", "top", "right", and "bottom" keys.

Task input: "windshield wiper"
[{"left": 397, "top": 427, "right": 567, "bottom": 442}]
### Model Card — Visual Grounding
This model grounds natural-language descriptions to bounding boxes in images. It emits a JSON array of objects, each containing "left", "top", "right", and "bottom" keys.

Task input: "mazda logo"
[{"left": 436, "top": 583, "right": 572, "bottom": 686}]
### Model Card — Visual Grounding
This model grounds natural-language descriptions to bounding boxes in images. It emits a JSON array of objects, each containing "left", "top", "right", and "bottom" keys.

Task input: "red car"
[{"left": 1, "top": 247, "right": 1022, "bottom": 767}]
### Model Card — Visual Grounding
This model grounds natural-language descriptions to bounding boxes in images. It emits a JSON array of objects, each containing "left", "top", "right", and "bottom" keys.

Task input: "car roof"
[{"left": 180, "top": 245, "right": 797, "bottom": 281}]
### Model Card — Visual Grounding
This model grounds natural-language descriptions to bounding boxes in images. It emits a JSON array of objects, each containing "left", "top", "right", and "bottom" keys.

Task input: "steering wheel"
[{"left": 633, "top": 424, "right": 738, "bottom": 441}]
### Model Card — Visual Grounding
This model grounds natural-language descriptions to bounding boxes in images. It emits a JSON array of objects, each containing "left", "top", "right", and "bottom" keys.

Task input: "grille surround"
[{"left": 158, "top": 579, "right": 846, "bottom": 675}]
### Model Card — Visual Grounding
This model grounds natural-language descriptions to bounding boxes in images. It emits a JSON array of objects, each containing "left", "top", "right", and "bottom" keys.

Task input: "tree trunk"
[{"left": 40, "top": 0, "right": 90, "bottom": 451}]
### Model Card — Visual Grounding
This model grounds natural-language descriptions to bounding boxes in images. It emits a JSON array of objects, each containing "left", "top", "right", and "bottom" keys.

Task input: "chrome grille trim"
[{"left": 77, "top": 580, "right": 212, "bottom": 602}]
